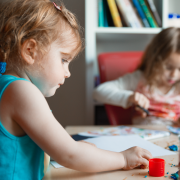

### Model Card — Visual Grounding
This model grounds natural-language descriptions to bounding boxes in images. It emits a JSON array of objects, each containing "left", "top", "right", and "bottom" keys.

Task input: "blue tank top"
[{"left": 0, "top": 75, "right": 45, "bottom": 180}]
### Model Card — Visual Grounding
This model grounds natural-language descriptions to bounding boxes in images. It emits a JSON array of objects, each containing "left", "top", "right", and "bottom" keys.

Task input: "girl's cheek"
[{"left": 164, "top": 70, "right": 170, "bottom": 76}]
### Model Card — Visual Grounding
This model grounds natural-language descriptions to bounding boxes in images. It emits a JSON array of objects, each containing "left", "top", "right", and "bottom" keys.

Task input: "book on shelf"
[
  {"left": 115, "top": 1, "right": 129, "bottom": 27},
  {"left": 107, "top": 0, "right": 122, "bottom": 27},
  {"left": 146, "top": 0, "right": 162, "bottom": 27},
  {"left": 98, "top": 0, "right": 104, "bottom": 27},
  {"left": 104, "top": 1, "right": 109, "bottom": 27},
  {"left": 131, "top": 0, "right": 150, "bottom": 27},
  {"left": 138, "top": 0, "right": 157, "bottom": 27},
  {"left": 116, "top": 0, "right": 143, "bottom": 28},
  {"left": 104, "top": 0, "right": 115, "bottom": 27},
  {"left": 98, "top": 0, "right": 109, "bottom": 27}
]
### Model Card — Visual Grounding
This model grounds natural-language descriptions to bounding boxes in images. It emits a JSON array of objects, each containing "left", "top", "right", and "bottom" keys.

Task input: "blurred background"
[{"left": 47, "top": 0, "right": 180, "bottom": 127}]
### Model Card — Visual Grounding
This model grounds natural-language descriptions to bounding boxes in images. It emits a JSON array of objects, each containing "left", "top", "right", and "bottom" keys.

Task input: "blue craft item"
[
  {"left": 0, "top": 62, "right": 6, "bottom": 76},
  {"left": 169, "top": 145, "right": 178, "bottom": 151},
  {"left": 171, "top": 171, "right": 179, "bottom": 180}
]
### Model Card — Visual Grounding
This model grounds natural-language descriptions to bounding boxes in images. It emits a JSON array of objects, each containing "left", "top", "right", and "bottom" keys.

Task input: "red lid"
[{"left": 149, "top": 158, "right": 165, "bottom": 177}]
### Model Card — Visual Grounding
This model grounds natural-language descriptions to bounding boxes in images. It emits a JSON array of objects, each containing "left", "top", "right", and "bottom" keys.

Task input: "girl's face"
[
  {"left": 27, "top": 39, "right": 77, "bottom": 97},
  {"left": 161, "top": 52, "right": 180, "bottom": 87}
]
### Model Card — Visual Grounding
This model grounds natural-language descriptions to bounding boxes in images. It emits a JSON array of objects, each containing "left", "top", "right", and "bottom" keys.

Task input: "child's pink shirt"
[{"left": 136, "top": 81, "right": 180, "bottom": 122}]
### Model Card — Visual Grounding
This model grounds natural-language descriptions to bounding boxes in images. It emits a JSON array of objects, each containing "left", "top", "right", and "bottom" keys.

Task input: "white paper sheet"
[
  {"left": 84, "top": 135, "right": 176, "bottom": 157},
  {"left": 50, "top": 161, "right": 64, "bottom": 168},
  {"left": 51, "top": 135, "right": 175, "bottom": 168}
]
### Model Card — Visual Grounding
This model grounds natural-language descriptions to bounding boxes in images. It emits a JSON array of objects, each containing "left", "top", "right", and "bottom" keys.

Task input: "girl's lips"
[{"left": 168, "top": 80, "right": 175, "bottom": 84}]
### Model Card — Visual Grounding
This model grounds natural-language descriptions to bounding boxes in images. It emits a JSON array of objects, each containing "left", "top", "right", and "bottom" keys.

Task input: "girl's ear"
[{"left": 21, "top": 39, "right": 37, "bottom": 65}]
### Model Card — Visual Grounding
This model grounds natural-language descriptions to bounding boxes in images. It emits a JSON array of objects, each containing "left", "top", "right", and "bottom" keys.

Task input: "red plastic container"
[{"left": 149, "top": 158, "right": 165, "bottom": 177}]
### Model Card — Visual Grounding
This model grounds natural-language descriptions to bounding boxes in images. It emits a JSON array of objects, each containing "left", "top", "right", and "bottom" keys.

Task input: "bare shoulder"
[
  {"left": 0, "top": 79, "right": 51, "bottom": 125},
  {"left": 4, "top": 79, "right": 45, "bottom": 102},
  {"left": 0, "top": 80, "right": 48, "bottom": 136}
]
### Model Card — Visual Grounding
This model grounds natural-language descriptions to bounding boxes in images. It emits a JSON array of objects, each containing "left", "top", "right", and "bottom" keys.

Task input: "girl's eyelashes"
[
  {"left": 165, "top": 64, "right": 173, "bottom": 70},
  {"left": 62, "top": 59, "right": 69, "bottom": 64},
  {"left": 166, "top": 66, "right": 173, "bottom": 70}
]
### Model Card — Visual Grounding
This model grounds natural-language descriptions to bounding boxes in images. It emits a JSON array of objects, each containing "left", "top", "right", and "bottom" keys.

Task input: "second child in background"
[{"left": 94, "top": 27, "right": 180, "bottom": 125}]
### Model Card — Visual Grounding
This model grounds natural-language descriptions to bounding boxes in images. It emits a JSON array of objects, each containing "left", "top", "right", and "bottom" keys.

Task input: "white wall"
[{"left": 47, "top": 0, "right": 86, "bottom": 127}]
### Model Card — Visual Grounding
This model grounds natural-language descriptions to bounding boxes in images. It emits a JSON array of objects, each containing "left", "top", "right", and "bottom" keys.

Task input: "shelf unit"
[{"left": 85, "top": 0, "right": 180, "bottom": 125}]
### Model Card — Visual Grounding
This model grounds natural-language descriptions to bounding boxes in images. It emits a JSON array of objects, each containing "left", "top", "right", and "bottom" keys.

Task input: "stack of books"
[{"left": 98, "top": 0, "right": 162, "bottom": 28}]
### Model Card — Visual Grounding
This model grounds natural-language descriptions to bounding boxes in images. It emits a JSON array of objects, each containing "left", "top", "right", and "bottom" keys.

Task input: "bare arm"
[{"left": 2, "top": 80, "right": 152, "bottom": 172}]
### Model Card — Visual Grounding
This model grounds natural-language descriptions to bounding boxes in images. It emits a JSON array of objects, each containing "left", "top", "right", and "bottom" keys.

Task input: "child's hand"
[
  {"left": 128, "top": 92, "right": 150, "bottom": 117},
  {"left": 121, "top": 146, "right": 152, "bottom": 170}
]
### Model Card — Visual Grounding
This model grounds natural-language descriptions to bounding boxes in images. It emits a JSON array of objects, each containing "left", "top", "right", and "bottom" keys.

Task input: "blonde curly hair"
[{"left": 0, "top": 0, "right": 83, "bottom": 73}]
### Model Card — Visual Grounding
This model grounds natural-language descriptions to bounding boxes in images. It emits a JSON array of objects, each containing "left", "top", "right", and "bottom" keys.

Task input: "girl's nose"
[{"left": 65, "top": 69, "right": 71, "bottom": 78}]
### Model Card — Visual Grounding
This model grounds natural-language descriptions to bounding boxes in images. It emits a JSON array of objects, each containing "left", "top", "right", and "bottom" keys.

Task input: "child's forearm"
[{"left": 60, "top": 141, "right": 125, "bottom": 172}]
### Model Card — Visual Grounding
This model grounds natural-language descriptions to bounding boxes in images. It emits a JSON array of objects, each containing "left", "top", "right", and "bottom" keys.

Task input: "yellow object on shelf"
[{"left": 107, "top": 0, "right": 122, "bottom": 27}]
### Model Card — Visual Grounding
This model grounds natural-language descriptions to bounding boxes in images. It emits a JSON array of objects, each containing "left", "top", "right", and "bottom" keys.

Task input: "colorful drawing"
[{"left": 79, "top": 126, "right": 170, "bottom": 140}]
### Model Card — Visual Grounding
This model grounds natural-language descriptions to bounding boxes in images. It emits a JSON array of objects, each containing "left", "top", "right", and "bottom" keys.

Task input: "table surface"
[{"left": 43, "top": 125, "right": 179, "bottom": 180}]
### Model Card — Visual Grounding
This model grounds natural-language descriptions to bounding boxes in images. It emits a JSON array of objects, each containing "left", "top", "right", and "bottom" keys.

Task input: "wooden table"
[{"left": 43, "top": 125, "right": 179, "bottom": 180}]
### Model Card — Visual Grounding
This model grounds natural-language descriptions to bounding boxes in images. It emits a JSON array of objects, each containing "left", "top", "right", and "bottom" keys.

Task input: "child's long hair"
[
  {"left": 139, "top": 27, "right": 180, "bottom": 89},
  {"left": 0, "top": 0, "right": 83, "bottom": 73}
]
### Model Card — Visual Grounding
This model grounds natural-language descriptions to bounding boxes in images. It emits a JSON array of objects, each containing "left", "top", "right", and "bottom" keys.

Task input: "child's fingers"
[
  {"left": 142, "top": 112, "right": 147, "bottom": 118},
  {"left": 131, "top": 93, "right": 150, "bottom": 116},
  {"left": 139, "top": 96, "right": 149, "bottom": 109},
  {"left": 142, "top": 149, "right": 153, "bottom": 160},
  {"left": 139, "top": 157, "right": 149, "bottom": 167},
  {"left": 135, "top": 106, "right": 141, "bottom": 112},
  {"left": 135, "top": 107, "right": 147, "bottom": 117},
  {"left": 140, "top": 164, "right": 149, "bottom": 169},
  {"left": 142, "top": 99, "right": 149, "bottom": 109},
  {"left": 143, "top": 149, "right": 153, "bottom": 156},
  {"left": 136, "top": 98, "right": 145, "bottom": 109},
  {"left": 134, "top": 93, "right": 149, "bottom": 109},
  {"left": 140, "top": 101, "right": 147, "bottom": 109},
  {"left": 144, "top": 100, "right": 150, "bottom": 109},
  {"left": 135, "top": 106, "right": 145, "bottom": 113},
  {"left": 139, "top": 95, "right": 145, "bottom": 106},
  {"left": 133, "top": 92, "right": 141, "bottom": 104}
]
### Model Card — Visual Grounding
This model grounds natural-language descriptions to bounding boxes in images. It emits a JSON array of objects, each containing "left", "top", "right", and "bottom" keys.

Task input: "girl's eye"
[
  {"left": 62, "top": 59, "right": 68, "bottom": 64},
  {"left": 165, "top": 65, "right": 173, "bottom": 70}
]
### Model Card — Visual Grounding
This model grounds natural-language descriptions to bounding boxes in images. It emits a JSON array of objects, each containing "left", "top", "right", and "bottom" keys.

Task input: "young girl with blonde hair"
[
  {"left": 94, "top": 27, "right": 180, "bottom": 125},
  {"left": 0, "top": 0, "right": 152, "bottom": 179}
]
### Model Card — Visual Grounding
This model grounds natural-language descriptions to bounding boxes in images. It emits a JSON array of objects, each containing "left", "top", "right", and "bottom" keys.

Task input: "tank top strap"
[{"left": 0, "top": 75, "right": 30, "bottom": 100}]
